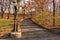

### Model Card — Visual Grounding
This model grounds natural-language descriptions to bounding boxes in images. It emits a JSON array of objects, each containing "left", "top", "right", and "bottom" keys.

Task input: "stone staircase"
[
  {"left": 19, "top": 18, "right": 49, "bottom": 38},
  {"left": 0, "top": 18, "right": 59, "bottom": 39}
]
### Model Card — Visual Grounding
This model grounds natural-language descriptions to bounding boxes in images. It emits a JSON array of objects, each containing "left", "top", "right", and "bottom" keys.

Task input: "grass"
[
  {"left": 0, "top": 19, "right": 14, "bottom": 30},
  {"left": 0, "top": 19, "right": 14, "bottom": 37}
]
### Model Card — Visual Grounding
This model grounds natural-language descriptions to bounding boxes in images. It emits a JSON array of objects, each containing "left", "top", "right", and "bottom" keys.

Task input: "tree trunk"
[
  {"left": 1, "top": 7, "right": 4, "bottom": 18},
  {"left": 7, "top": 2, "right": 10, "bottom": 19}
]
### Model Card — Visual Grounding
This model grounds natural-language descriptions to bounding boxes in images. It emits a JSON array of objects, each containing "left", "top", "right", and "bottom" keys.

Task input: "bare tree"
[
  {"left": 7, "top": 0, "right": 11, "bottom": 19},
  {"left": 1, "top": 4, "right": 6, "bottom": 18},
  {"left": 0, "top": 0, "right": 8, "bottom": 18}
]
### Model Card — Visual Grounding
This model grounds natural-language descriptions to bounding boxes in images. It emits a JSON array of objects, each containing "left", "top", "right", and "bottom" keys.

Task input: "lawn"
[
  {"left": 0, "top": 19, "right": 14, "bottom": 37},
  {"left": 0, "top": 19, "right": 14, "bottom": 30}
]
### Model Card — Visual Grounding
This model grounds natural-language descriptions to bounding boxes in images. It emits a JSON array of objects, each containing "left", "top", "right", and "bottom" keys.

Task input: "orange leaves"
[
  {"left": 36, "top": 0, "right": 41, "bottom": 3},
  {"left": 36, "top": 0, "right": 45, "bottom": 3},
  {"left": 31, "top": 2, "right": 36, "bottom": 7}
]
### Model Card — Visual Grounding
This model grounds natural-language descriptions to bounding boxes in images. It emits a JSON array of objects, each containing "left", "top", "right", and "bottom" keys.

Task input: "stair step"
[
  {"left": 21, "top": 26, "right": 39, "bottom": 28},
  {"left": 22, "top": 30, "right": 49, "bottom": 38},
  {"left": 21, "top": 23, "right": 37, "bottom": 26},
  {"left": 22, "top": 30, "right": 48, "bottom": 35},
  {"left": 18, "top": 18, "right": 49, "bottom": 38},
  {"left": 21, "top": 19, "right": 37, "bottom": 26},
  {"left": 19, "top": 28, "right": 46, "bottom": 32},
  {"left": 22, "top": 21, "right": 32, "bottom": 23}
]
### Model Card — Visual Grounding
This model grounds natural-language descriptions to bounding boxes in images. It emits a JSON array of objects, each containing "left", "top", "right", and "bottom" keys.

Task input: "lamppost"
[
  {"left": 12, "top": 0, "right": 18, "bottom": 32},
  {"left": 10, "top": 0, "right": 22, "bottom": 38},
  {"left": 13, "top": 0, "right": 20, "bottom": 32},
  {"left": 53, "top": 0, "right": 55, "bottom": 26}
]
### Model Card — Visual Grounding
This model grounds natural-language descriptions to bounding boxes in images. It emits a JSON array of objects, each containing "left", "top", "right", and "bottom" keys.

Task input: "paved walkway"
[{"left": 0, "top": 33, "right": 60, "bottom": 40}]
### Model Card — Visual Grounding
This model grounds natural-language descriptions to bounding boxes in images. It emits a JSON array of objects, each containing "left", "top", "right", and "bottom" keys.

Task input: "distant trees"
[
  {"left": 0, "top": 1, "right": 6, "bottom": 18},
  {"left": 0, "top": 0, "right": 20, "bottom": 19},
  {"left": 0, "top": 0, "right": 9, "bottom": 18},
  {"left": 7, "top": 0, "right": 10, "bottom": 19}
]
